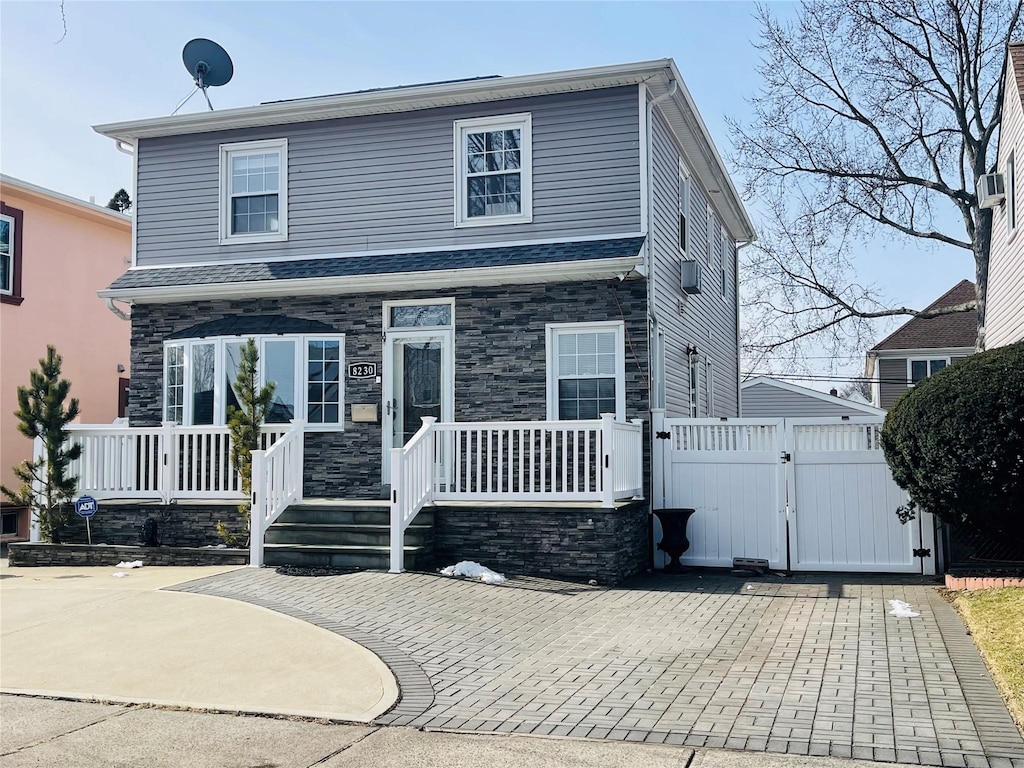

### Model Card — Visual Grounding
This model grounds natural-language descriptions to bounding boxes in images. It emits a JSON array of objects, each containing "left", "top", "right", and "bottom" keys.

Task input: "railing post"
[
  {"left": 250, "top": 449, "right": 266, "bottom": 568},
  {"left": 631, "top": 418, "right": 645, "bottom": 499},
  {"left": 29, "top": 435, "right": 44, "bottom": 542},
  {"left": 651, "top": 409, "right": 666, "bottom": 510},
  {"left": 389, "top": 447, "right": 404, "bottom": 573},
  {"left": 600, "top": 413, "right": 615, "bottom": 508},
  {"left": 160, "top": 421, "right": 176, "bottom": 504},
  {"left": 289, "top": 418, "right": 305, "bottom": 503}
]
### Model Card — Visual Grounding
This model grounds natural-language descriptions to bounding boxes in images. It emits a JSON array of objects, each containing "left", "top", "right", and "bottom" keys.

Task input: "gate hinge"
[
  {"left": 780, "top": 452, "right": 791, "bottom": 463},
  {"left": 913, "top": 548, "right": 931, "bottom": 558},
  {"left": 655, "top": 431, "right": 671, "bottom": 440}
]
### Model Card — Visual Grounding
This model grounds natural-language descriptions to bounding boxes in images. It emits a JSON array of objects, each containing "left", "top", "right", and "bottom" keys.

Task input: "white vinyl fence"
[{"left": 652, "top": 412, "right": 935, "bottom": 575}]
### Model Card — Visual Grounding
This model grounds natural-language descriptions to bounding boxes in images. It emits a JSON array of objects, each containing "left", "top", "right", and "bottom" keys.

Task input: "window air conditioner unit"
[
  {"left": 681, "top": 260, "right": 703, "bottom": 295},
  {"left": 977, "top": 173, "right": 1005, "bottom": 209}
]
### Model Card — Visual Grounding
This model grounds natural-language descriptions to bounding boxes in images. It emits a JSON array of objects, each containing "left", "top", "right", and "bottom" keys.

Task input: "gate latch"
[
  {"left": 780, "top": 452, "right": 791, "bottom": 463},
  {"left": 913, "top": 548, "right": 931, "bottom": 558}
]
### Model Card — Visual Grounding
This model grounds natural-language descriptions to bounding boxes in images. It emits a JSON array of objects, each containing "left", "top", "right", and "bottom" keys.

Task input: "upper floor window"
[
  {"left": 546, "top": 321, "right": 625, "bottom": 420},
  {"left": 454, "top": 113, "right": 532, "bottom": 228},
  {"left": 0, "top": 203, "right": 24, "bottom": 305},
  {"left": 909, "top": 357, "right": 948, "bottom": 386},
  {"left": 219, "top": 139, "right": 288, "bottom": 245},
  {"left": 678, "top": 160, "right": 690, "bottom": 254}
]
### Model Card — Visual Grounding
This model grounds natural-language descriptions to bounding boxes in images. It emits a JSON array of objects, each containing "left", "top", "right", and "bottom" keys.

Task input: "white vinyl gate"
[{"left": 651, "top": 413, "right": 936, "bottom": 574}]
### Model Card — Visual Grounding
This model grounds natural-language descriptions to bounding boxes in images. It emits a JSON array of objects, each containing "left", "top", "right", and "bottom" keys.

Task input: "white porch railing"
[
  {"left": 250, "top": 419, "right": 305, "bottom": 568},
  {"left": 389, "top": 416, "right": 437, "bottom": 574},
  {"left": 389, "top": 414, "right": 644, "bottom": 573},
  {"left": 66, "top": 422, "right": 288, "bottom": 504}
]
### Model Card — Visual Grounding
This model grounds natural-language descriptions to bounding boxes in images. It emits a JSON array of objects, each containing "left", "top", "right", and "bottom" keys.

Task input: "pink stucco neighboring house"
[{"left": 1, "top": 174, "right": 131, "bottom": 541}]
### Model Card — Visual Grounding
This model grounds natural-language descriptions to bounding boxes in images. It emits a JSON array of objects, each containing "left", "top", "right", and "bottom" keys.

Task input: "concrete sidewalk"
[
  {"left": 0, "top": 561, "right": 397, "bottom": 721},
  {"left": 1, "top": 694, "right": 931, "bottom": 768}
]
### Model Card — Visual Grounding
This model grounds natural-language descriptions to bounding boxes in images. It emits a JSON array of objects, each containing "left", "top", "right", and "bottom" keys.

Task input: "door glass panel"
[
  {"left": 264, "top": 340, "right": 295, "bottom": 423},
  {"left": 394, "top": 340, "right": 442, "bottom": 446},
  {"left": 191, "top": 343, "right": 215, "bottom": 425}
]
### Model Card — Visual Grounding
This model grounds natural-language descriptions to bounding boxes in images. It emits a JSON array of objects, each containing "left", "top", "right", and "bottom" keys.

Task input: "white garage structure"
[{"left": 651, "top": 411, "right": 936, "bottom": 575}]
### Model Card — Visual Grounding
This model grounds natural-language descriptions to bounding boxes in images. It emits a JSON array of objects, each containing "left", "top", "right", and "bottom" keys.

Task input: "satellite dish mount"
[{"left": 174, "top": 38, "right": 234, "bottom": 114}]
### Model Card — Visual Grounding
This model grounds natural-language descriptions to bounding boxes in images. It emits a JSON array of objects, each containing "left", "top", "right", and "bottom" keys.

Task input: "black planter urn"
[{"left": 654, "top": 508, "right": 696, "bottom": 573}]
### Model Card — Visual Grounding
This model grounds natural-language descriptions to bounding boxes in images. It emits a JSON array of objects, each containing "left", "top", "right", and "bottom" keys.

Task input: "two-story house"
[
  {"left": 864, "top": 280, "right": 976, "bottom": 410},
  {"left": 81, "top": 60, "right": 754, "bottom": 582},
  {"left": 986, "top": 40, "right": 1024, "bottom": 348},
  {"left": 1, "top": 175, "right": 131, "bottom": 543}
]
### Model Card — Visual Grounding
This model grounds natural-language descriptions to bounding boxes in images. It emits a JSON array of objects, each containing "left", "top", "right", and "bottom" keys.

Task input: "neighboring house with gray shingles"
[
  {"left": 865, "top": 280, "right": 976, "bottom": 410},
  {"left": 740, "top": 376, "right": 885, "bottom": 419}
]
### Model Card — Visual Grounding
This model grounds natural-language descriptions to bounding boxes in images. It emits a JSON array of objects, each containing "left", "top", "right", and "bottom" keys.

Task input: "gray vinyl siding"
[
  {"left": 878, "top": 357, "right": 909, "bottom": 409},
  {"left": 650, "top": 107, "right": 739, "bottom": 417},
  {"left": 878, "top": 353, "right": 971, "bottom": 409},
  {"left": 135, "top": 87, "right": 641, "bottom": 267},
  {"left": 741, "top": 383, "right": 874, "bottom": 418}
]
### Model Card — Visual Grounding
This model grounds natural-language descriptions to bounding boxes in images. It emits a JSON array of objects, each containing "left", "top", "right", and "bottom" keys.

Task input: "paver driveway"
[{"left": 172, "top": 570, "right": 1024, "bottom": 768}]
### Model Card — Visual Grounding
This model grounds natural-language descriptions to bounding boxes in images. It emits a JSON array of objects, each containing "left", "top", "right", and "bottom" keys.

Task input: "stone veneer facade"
[
  {"left": 129, "top": 278, "right": 651, "bottom": 500},
  {"left": 433, "top": 502, "right": 650, "bottom": 584}
]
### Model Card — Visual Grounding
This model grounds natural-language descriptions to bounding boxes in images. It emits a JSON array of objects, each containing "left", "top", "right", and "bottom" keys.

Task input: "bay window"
[{"left": 163, "top": 334, "right": 344, "bottom": 429}]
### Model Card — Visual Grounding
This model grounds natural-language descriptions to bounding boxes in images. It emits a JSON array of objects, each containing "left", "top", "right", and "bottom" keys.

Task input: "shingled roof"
[
  {"left": 871, "top": 280, "right": 977, "bottom": 351},
  {"left": 105, "top": 237, "right": 647, "bottom": 293}
]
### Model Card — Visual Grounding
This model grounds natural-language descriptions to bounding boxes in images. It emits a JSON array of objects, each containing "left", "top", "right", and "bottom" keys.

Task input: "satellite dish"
[{"left": 175, "top": 38, "right": 234, "bottom": 113}]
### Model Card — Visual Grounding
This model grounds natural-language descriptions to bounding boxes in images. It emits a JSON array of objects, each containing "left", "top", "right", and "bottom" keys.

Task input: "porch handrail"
[
  {"left": 250, "top": 419, "right": 305, "bottom": 568},
  {"left": 389, "top": 416, "right": 437, "bottom": 573},
  {"left": 66, "top": 423, "right": 289, "bottom": 504}
]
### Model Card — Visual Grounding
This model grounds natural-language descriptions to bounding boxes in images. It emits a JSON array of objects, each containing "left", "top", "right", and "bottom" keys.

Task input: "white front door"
[{"left": 382, "top": 328, "right": 453, "bottom": 483}]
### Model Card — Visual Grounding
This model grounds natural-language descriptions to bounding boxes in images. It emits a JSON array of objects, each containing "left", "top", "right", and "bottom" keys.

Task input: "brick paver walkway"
[{"left": 171, "top": 570, "right": 1024, "bottom": 767}]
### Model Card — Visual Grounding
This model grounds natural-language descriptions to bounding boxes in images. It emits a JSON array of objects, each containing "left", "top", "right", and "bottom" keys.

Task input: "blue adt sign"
[{"left": 74, "top": 496, "right": 98, "bottom": 518}]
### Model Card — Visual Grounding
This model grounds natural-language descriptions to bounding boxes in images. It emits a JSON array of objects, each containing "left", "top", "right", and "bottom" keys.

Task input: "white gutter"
[
  {"left": 104, "top": 297, "right": 131, "bottom": 321},
  {"left": 93, "top": 59, "right": 674, "bottom": 141},
  {"left": 98, "top": 255, "right": 645, "bottom": 304}
]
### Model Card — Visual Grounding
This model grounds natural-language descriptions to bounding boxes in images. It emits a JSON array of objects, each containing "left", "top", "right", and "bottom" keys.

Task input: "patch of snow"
[
  {"left": 888, "top": 599, "right": 920, "bottom": 618},
  {"left": 588, "top": 579, "right": 599, "bottom": 586},
  {"left": 116, "top": 560, "right": 144, "bottom": 569},
  {"left": 111, "top": 572, "right": 128, "bottom": 578},
  {"left": 440, "top": 561, "right": 507, "bottom": 585}
]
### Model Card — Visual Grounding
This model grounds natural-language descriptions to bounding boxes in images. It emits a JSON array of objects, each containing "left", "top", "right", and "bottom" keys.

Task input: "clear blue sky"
[{"left": 1, "top": 1, "right": 972, "bottom": 380}]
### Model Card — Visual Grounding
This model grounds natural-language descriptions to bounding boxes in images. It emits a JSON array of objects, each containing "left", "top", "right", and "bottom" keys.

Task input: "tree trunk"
[{"left": 974, "top": 208, "right": 992, "bottom": 352}]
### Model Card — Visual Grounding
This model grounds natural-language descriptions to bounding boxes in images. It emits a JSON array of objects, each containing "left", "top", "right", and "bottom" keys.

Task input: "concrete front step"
[
  {"left": 263, "top": 543, "right": 427, "bottom": 570},
  {"left": 265, "top": 523, "right": 433, "bottom": 547}
]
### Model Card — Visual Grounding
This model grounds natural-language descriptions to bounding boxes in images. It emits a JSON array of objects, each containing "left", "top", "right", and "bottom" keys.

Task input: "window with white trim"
[
  {"left": 678, "top": 160, "right": 690, "bottom": 254},
  {"left": 219, "top": 139, "right": 288, "bottom": 245},
  {"left": 454, "top": 113, "right": 532, "bottom": 227},
  {"left": 705, "top": 359, "right": 714, "bottom": 417},
  {"left": 0, "top": 212, "right": 14, "bottom": 296},
  {"left": 163, "top": 334, "right": 343, "bottom": 428},
  {"left": 1008, "top": 150, "right": 1016, "bottom": 232},
  {"left": 909, "top": 357, "right": 949, "bottom": 386},
  {"left": 546, "top": 322, "right": 625, "bottom": 420},
  {"left": 688, "top": 352, "right": 700, "bottom": 417}
]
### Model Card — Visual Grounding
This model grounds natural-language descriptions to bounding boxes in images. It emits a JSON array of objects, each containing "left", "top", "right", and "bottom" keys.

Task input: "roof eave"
[
  {"left": 97, "top": 255, "right": 645, "bottom": 304},
  {"left": 92, "top": 59, "right": 673, "bottom": 142}
]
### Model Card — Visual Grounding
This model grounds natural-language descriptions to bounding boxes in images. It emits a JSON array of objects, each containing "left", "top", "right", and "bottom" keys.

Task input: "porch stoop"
[{"left": 263, "top": 500, "right": 434, "bottom": 570}]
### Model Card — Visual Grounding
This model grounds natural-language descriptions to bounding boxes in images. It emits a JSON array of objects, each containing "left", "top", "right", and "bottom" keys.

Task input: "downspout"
[
  {"left": 105, "top": 297, "right": 131, "bottom": 321},
  {"left": 646, "top": 77, "right": 678, "bottom": 335},
  {"left": 735, "top": 239, "right": 753, "bottom": 414}
]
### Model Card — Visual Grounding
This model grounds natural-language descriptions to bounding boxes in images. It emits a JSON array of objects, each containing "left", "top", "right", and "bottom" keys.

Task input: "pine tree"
[
  {"left": 0, "top": 346, "right": 82, "bottom": 543},
  {"left": 219, "top": 338, "right": 275, "bottom": 545},
  {"left": 106, "top": 188, "right": 132, "bottom": 213}
]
